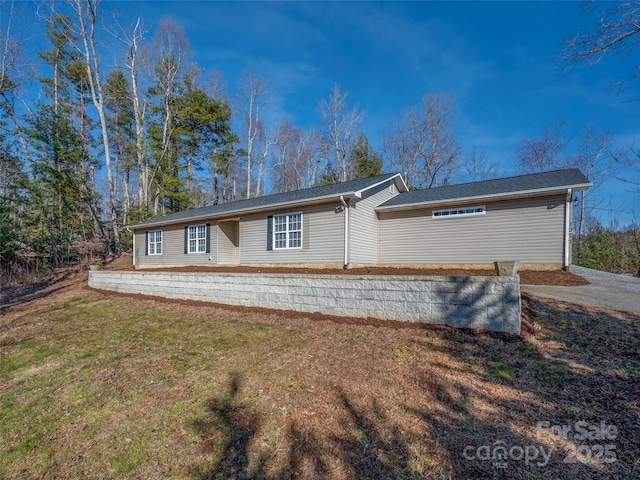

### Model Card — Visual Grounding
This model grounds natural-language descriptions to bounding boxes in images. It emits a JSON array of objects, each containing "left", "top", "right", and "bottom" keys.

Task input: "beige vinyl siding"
[
  {"left": 217, "top": 221, "right": 239, "bottom": 264},
  {"left": 134, "top": 222, "right": 216, "bottom": 266},
  {"left": 239, "top": 203, "right": 343, "bottom": 264},
  {"left": 349, "top": 180, "right": 399, "bottom": 264},
  {"left": 378, "top": 194, "right": 566, "bottom": 265}
]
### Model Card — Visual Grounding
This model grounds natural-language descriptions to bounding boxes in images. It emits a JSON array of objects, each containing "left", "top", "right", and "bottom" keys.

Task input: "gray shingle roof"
[
  {"left": 377, "top": 168, "right": 591, "bottom": 210},
  {"left": 132, "top": 173, "right": 402, "bottom": 228}
]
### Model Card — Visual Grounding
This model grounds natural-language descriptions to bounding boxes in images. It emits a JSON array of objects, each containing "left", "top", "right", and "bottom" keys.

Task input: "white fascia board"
[
  {"left": 131, "top": 175, "right": 405, "bottom": 230},
  {"left": 130, "top": 193, "right": 355, "bottom": 231},
  {"left": 395, "top": 174, "right": 409, "bottom": 192},
  {"left": 375, "top": 183, "right": 593, "bottom": 213},
  {"left": 354, "top": 173, "right": 408, "bottom": 197}
]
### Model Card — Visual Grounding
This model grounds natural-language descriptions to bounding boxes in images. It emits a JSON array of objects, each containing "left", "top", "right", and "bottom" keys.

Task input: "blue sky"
[{"left": 21, "top": 1, "right": 640, "bottom": 225}]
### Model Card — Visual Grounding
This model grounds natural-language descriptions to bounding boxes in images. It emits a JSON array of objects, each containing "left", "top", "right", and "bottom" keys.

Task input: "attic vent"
[{"left": 390, "top": 181, "right": 396, "bottom": 194}]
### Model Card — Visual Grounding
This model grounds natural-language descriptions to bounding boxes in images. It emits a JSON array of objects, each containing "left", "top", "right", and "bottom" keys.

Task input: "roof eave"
[
  {"left": 375, "top": 183, "right": 593, "bottom": 213},
  {"left": 129, "top": 191, "right": 358, "bottom": 230},
  {"left": 353, "top": 173, "right": 408, "bottom": 197},
  {"left": 131, "top": 173, "right": 402, "bottom": 230}
]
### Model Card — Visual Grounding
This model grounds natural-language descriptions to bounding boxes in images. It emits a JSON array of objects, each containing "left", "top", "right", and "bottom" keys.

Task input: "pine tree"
[
  {"left": 0, "top": 133, "right": 26, "bottom": 273},
  {"left": 174, "top": 81, "right": 237, "bottom": 207},
  {"left": 350, "top": 132, "right": 383, "bottom": 178},
  {"left": 26, "top": 104, "right": 88, "bottom": 266}
]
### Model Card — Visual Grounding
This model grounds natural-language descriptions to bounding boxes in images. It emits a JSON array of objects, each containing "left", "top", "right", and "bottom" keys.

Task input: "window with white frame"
[
  {"left": 188, "top": 225, "right": 207, "bottom": 253},
  {"left": 432, "top": 206, "right": 485, "bottom": 219},
  {"left": 273, "top": 212, "right": 302, "bottom": 249},
  {"left": 147, "top": 230, "right": 162, "bottom": 255}
]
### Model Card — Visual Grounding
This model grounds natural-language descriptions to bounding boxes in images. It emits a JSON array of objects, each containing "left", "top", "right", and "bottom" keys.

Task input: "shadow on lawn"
[
  {"left": 190, "top": 372, "right": 330, "bottom": 479},
  {"left": 191, "top": 373, "right": 421, "bottom": 480},
  {"left": 0, "top": 271, "right": 80, "bottom": 314},
  {"left": 190, "top": 294, "right": 639, "bottom": 479},
  {"left": 404, "top": 294, "right": 640, "bottom": 479}
]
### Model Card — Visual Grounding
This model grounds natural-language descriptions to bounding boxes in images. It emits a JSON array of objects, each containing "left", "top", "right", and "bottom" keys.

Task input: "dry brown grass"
[{"left": 0, "top": 269, "right": 638, "bottom": 479}]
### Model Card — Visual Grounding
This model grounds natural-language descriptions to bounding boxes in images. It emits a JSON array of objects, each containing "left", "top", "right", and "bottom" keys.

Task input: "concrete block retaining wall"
[{"left": 88, "top": 271, "right": 521, "bottom": 334}]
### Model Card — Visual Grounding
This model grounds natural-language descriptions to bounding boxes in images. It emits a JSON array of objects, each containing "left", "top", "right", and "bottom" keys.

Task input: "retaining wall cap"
[{"left": 91, "top": 271, "right": 519, "bottom": 283}]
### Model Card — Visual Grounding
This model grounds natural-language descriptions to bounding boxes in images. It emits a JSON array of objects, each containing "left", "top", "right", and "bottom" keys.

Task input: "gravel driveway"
[{"left": 521, "top": 266, "right": 640, "bottom": 313}]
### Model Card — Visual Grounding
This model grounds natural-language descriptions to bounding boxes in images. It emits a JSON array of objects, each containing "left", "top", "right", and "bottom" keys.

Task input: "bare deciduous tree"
[
  {"left": 384, "top": 93, "right": 460, "bottom": 189},
  {"left": 561, "top": 1, "right": 640, "bottom": 234},
  {"left": 207, "top": 68, "right": 227, "bottom": 101},
  {"left": 0, "top": 0, "right": 35, "bottom": 175},
  {"left": 383, "top": 121, "right": 413, "bottom": 187},
  {"left": 68, "top": 0, "right": 121, "bottom": 252},
  {"left": 516, "top": 120, "right": 568, "bottom": 174},
  {"left": 562, "top": 1, "right": 640, "bottom": 91},
  {"left": 112, "top": 16, "right": 149, "bottom": 209},
  {"left": 238, "top": 71, "right": 269, "bottom": 198},
  {"left": 464, "top": 147, "right": 498, "bottom": 182},
  {"left": 569, "top": 126, "right": 625, "bottom": 259},
  {"left": 271, "top": 121, "right": 322, "bottom": 193},
  {"left": 255, "top": 119, "right": 279, "bottom": 197},
  {"left": 318, "top": 83, "right": 364, "bottom": 183}
]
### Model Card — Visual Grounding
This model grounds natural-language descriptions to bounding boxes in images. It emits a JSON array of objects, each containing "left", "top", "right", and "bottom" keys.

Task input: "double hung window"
[
  {"left": 273, "top": 213, "right": 302, "bottom": 249},
  {"left": 188, "top": 225, "right": 207, "bottom": 253},
  {"left": 147, "top": 230, "right": 162, "bottom": 255}
]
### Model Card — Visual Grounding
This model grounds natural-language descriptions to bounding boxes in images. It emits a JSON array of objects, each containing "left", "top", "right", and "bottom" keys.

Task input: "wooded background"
[{"left": 1, "top": 1, "right": 639, "bottom": 279}]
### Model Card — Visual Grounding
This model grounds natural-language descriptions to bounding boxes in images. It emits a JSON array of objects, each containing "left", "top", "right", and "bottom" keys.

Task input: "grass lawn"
[{"left": 1, "top": 273, "right": 639, "bottom": 479}]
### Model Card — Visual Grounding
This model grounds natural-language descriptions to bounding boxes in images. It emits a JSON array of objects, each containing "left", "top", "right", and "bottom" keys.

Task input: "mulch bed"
[{"left": 104, "top": 255, "right": 589, "bottom": 287}]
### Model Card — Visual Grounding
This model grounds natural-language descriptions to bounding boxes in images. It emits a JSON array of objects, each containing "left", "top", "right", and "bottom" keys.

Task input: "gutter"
[
  {"left": 128, "top": 196, "right": 343, "bottom": 230},
  {"left": 340, "top": 196, "right": 349, "bottom": 269},
  {"left": 129, "top": 189, "right": 374, "bottom": 230},
  {"left": 374, "top": 183, "right": 593, "bottom": 213},
  {"left": 564, "top": 189, "right": 572, "bottom": 271},
  {"left": 129, "top": 174, "right": 404, "bottom": 231}
]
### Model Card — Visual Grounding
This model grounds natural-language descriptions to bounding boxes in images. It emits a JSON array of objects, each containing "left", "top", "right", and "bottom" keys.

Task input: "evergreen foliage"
[
  {"left": 0, "top": 5, "right": 638, "bottom": 279},
  {"left": 351, "top": 132, "right": 383, "bottom": 179},
  {"left": 576, "top": 224, "right": 640, "bottom": 276}
]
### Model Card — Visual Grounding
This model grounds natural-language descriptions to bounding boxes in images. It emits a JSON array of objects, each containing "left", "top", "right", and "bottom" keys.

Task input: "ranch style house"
[{"left": 129, "top": 168, "right": 592, "bottom": 271}]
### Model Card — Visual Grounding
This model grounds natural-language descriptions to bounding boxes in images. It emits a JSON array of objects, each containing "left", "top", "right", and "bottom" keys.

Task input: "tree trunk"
[
  {"left": 127, "top": 19, "right": 148, "bottom": 209},
  {"left": 74, "top": 0, "right": 120, "bottom": 254},
  {"left": 577, "top": 190, "right": 586, "bottom": 262},
  {"left": 50, "top": 211, "right": 59, "bottom": 267}
]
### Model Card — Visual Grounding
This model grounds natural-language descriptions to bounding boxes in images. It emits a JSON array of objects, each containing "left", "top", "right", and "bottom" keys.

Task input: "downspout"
[
  {"left": 127, "top": 227, "right": 136, "bottom": 269},
  {"left": 340, "top": 196, "right": 349, "bottom": 269},
  {"left": 564, "top": 188, "right": 572, "bottom": 271}
]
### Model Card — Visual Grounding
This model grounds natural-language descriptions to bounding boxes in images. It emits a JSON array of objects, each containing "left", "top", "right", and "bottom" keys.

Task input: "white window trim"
[
  {"left": 187, "top": 224, "right": 207, "bottom": 253},
  {"left": 273, "top": 212, "right": 303, "bottom": 250},
  {"left": 148, "top": 230, "right": 162, "bottom": 255},
  {"left": 432, "top": 205, "right": 486, "bottom": 219}
]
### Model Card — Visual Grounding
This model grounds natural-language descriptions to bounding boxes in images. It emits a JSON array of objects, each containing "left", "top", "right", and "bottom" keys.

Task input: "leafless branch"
[
  {"left": 318, "top": 83, "right": 365, "bottom": 182},
  {"left": 561, "top": 1, "right": 640, "bottom": 90}
]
